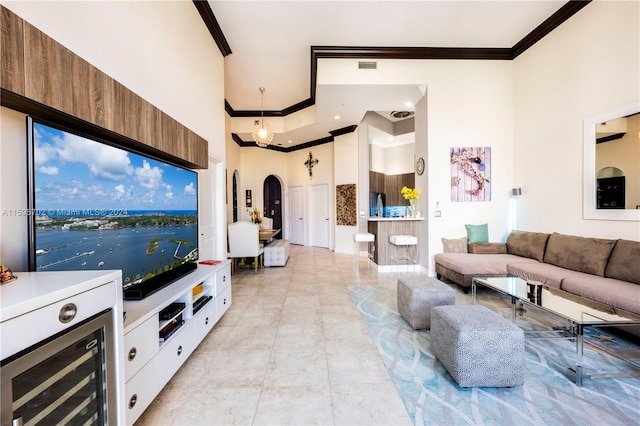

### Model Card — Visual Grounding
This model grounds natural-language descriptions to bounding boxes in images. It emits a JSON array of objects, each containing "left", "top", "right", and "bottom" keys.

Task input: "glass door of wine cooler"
[{"left": 1, "top": 310, "right": 116, "bottom": 426}]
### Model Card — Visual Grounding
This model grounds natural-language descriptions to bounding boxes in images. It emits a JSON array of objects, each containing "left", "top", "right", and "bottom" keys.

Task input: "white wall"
[
  {"left": 370, "top": 143, "right": 385, "bottom": 173},
  {"left": 0, "top": 107, "right": 30, "bottom": 270},
  {"left": 0, "top": 2, "right": 226, "bottom": 268},
  {"left": 225, "top": 115, "right": 242, "bottom": 223},
  {"left": 370, "top": 141, "right": 414, "bottom": 176},
  {"left": 334, "top": 131, "right": 359, "bottom": 254},
  {"left": 229, "top": 142, "right": 336, "bottom": 248},
  {"left": 238, "top": 147, "right": 289, "bottom": 223},
  {"left": 384, "top": 143, "right": 415, "bottom": 176},
  {"left": 319, "top": 58, "right": 515, "bottom": 273},
  {"left": 513, "top": 0, "right": 640, "bottom": 240},
  {"left": 287, "top": 144, "right": 335, "bottom": 248},
  {"left": 318, "top": 0, "right": 640, "bottom": 270}
]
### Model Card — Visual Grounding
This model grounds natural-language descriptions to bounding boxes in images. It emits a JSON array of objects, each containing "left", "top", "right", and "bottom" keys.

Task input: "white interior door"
[
  {"left": 310, "top": 184, "right": 329, "bottom": 248},
  {"left": 288, "top": 186, "right": 304, "bottom": 245}
]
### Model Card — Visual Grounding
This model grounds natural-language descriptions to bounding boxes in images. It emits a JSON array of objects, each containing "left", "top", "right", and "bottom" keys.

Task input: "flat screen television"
[{"left": 26, "top": 117, "right": 199, "bottom": 300}]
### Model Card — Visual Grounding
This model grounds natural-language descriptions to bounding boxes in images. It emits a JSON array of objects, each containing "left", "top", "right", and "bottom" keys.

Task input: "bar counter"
[{"left": 365, "top": 216, "right": 424, "bottom": 270}]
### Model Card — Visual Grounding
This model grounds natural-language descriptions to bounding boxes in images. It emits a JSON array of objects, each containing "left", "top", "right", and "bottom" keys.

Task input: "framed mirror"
[{"left": 583, "top": 102, "right": 640, "bottom": 221}]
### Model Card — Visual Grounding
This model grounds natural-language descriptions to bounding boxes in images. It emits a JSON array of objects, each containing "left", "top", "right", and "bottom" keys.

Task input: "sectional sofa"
[{"left": 434, "top": 230, "right": 640, "bottom": 316}]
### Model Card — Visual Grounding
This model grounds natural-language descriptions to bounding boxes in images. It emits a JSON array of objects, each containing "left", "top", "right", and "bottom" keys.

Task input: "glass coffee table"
[{"left": 472, "top": 276, "right": 640, "bottom": 386}]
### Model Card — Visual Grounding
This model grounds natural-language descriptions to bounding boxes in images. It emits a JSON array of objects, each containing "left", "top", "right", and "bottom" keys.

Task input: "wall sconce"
[
  {"left": 512, "top": 188, "right": 522, "bottom": 197},
  {"left": 245, "top": 190, "right": 252, "bottom": 207}
]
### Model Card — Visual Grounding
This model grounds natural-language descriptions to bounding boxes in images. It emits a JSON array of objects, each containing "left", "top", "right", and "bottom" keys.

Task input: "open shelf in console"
[
  {"left": 124, "top": 266, "right": 217, "bottom": 331},
  {"left": 122, "top": 261, "right": 231, "bottom": 426},
  {"left": 158, "top": 302, "right": 187, "bottom": 343}
]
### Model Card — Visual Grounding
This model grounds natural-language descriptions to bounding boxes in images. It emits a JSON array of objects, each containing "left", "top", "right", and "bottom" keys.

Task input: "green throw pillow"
[{"left": 465, "top": 224, "right": 489, "bottom": 244}]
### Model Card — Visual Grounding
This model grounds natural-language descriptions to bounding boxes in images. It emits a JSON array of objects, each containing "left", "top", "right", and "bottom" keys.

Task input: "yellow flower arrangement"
[
  {"left": 401, "top": 186, "right": 420, "bottom": 200},
  {"left": 249, "top": 207, "right": 262, "bottom": 224}
]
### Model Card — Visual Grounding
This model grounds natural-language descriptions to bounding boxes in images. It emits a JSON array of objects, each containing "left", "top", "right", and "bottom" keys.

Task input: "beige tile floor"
[{"left": 135, "top": 245, "right": 415, "bottom": 425}]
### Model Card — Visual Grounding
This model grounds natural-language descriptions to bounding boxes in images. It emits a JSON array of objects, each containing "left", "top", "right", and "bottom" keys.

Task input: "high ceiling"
[{"left": 206, "top": 1, "right": 578, "bottom": 149}]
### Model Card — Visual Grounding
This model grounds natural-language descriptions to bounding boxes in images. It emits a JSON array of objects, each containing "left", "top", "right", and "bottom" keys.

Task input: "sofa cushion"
[
  {"left": 468, "top": 243, "right": 507, "bottom": 254},
  {"left": 441, "top": 237, "right": 468, "bottom": 253},
  {"left": 506, "top": 230, "right": 550, "bottom": 262},
  {"left": 543, "top": 233, "right": 616, "bottom": 276},
  {"left": 604, "top": 239, "right": 640, "bottom": 285},
  {"left": 465, "top": 224, "right": 489, "bottom": 243},
  {"left": 435, "top": 253, "right": 536, "bottom": 276},
  {"left": 507, "top": 262, "right": 593, "bottom": 290},
  {"left": 561, "top": 276, "right": 640, "bottom": 315}
]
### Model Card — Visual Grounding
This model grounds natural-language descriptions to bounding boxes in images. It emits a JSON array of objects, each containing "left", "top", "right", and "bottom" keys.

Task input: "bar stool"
[
  {"left": 353, "top": 232, "right": 375, "bottom": 259},
  {"left": 389, "top": 234, "right": 418, "bottom": 270}
]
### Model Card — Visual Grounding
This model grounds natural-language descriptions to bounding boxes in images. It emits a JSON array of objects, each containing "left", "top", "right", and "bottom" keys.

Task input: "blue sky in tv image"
[
  {"left": 33, "top": 121, "right": 197, "bottom": 212},
  {"left": 31, "top": 121, "right": 199, "bottom": 287}
]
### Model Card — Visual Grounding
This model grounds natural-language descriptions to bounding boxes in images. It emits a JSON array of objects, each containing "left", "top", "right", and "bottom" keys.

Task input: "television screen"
[{"left": 27, "top": 118, "right": 199, "bottom": 299}]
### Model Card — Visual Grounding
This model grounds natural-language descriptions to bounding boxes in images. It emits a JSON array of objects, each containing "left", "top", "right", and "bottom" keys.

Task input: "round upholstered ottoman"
[
  {"left": 430, "top": 304, "right": 525, "bottom": 388},
  {"left": 397, "top": 276, "right": 455, "bottom": 329}
]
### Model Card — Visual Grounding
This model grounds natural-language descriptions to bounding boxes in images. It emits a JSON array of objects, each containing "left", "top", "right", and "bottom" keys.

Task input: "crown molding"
[
  {"left": 192, "top": 0, "right": 232, "bottom": 57},
  {"left": 511, "top": 0, "right": 590, "bottom": 58},
  {"left": 231, "top": 125, "right": 358, "bottom": 153},
  {"left": 199, "top": 0, "right": 591, "bottom": 146}
]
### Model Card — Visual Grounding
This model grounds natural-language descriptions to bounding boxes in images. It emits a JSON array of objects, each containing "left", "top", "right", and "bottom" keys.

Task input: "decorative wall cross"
[{"left": 304, "top": 151, "right": 319, "bottom": 179}]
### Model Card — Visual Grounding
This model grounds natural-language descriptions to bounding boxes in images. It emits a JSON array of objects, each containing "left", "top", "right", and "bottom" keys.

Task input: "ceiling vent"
[
  {"left": 390, "top": 111, "right": 414, "bottom": 119},
  {"left": 358, "top": 61, "right": 377, "bottom": 70}
]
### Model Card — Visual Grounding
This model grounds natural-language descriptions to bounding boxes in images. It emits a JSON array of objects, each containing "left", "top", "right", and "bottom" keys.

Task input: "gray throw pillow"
[
  {"left": 543, "top": 233, "right": 616, "bottom": 276},
  {"left": 468, "top": 243, "right": 507, "bottom": 254},
  {"left": 604, "top": 239, "right": 640, "bottom": 284},
  {"left": 506, "top": 230, "right": 550, "bottom": 262},
  {"left": 441, "top": 237, "right": 468, "bottom": 253}
]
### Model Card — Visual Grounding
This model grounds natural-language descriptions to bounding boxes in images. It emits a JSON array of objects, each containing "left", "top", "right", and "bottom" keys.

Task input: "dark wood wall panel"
[
  {"left": 24, "top": 22, "right": 73, "bottom": 113},
  {"left": 382, "top": 173, "right": 415, "bottom": 206},
  {"left": 1, "top": 5, "right": 208, "bottom": 169},
  {"left": 369, "top": 171, "right": 414, "bottom": 205},
  {"left": 1, "top": 7, "right": 25, "bottom": 95},
  {"left": 369, "top": 171, "right": 385, "bottom": 194}
]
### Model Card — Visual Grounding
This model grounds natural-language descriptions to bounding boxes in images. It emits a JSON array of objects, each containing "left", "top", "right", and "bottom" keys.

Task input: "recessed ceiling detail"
[
  {"left": 390, "top": 111, "right": 414, "bottom": 120},
  {"left": 202, "top": 1, "right": 592, "bottom": 148}
]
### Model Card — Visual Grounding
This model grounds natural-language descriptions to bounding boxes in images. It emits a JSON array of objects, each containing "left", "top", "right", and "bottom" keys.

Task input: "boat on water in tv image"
[{"left": 27, "top": 118, "right": 200, "bottom": 300}]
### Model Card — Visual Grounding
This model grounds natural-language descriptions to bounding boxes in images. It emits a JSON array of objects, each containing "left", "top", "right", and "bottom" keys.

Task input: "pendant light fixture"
[{"left": 251, "top": 87, "right": 274, "bottom": 147}]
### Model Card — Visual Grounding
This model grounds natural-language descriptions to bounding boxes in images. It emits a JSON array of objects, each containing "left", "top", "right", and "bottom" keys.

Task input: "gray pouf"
[
  {"left": 397, "top": 276, "right": 455, "bottom": 329},
  {"left": 431, "top": 304, "right": 525, "bottom": 388}
]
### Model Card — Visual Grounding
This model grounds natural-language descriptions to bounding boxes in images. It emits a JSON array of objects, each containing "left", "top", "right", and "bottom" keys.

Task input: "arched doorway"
[
  {"left": 263, "top": 175, "right": 283, "bottom": 239},
  {"left": 596, "top": 166, "right": 625, "bottom": 209}
]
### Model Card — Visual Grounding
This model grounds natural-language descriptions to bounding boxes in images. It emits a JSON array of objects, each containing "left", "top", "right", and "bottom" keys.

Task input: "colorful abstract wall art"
[{"left": 450, "top": 147, "right": 491, "bottom": 202}]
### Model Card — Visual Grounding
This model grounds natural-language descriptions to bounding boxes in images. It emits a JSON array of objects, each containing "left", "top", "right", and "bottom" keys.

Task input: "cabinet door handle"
[
  {"left": 223, "top": 275, "right": 226, "bottom": 282},
  {"left": 128, "top": 347, "right": 137, "bottom": 361},
  {"left": 129, "top": 394, "right": 137, "bottom": 409},
  {"left": 177, "top": 345, "right": 183, "bottom": 356},
  {"left": 205, "top": 317, "right": 209, "bottom": 325},
  {"left": 223, "top": 298, "right": 227, "bottom": 305}
]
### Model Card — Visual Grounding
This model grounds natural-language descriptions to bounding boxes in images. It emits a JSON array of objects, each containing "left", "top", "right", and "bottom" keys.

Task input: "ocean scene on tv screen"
[{"left": 32, "top": 122, "right": 198, "bottom": 289}]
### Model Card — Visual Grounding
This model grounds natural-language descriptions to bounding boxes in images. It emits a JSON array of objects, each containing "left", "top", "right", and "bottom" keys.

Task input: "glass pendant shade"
[
  {"left": 251, "top": 119, "right": 274, "bottom": 147},
  {"left": 251, "top": 87, "right": 273, "bottom": 147}
]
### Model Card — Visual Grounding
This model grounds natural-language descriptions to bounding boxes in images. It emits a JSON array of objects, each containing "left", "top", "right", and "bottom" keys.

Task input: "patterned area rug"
[{"left": 348, "top": 286, "right": 640, "bottom": 426}]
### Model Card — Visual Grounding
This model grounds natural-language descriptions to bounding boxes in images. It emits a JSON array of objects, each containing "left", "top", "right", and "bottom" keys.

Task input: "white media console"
[{"left": 122, "top": 261, "right": 231, "bottom": 424}]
